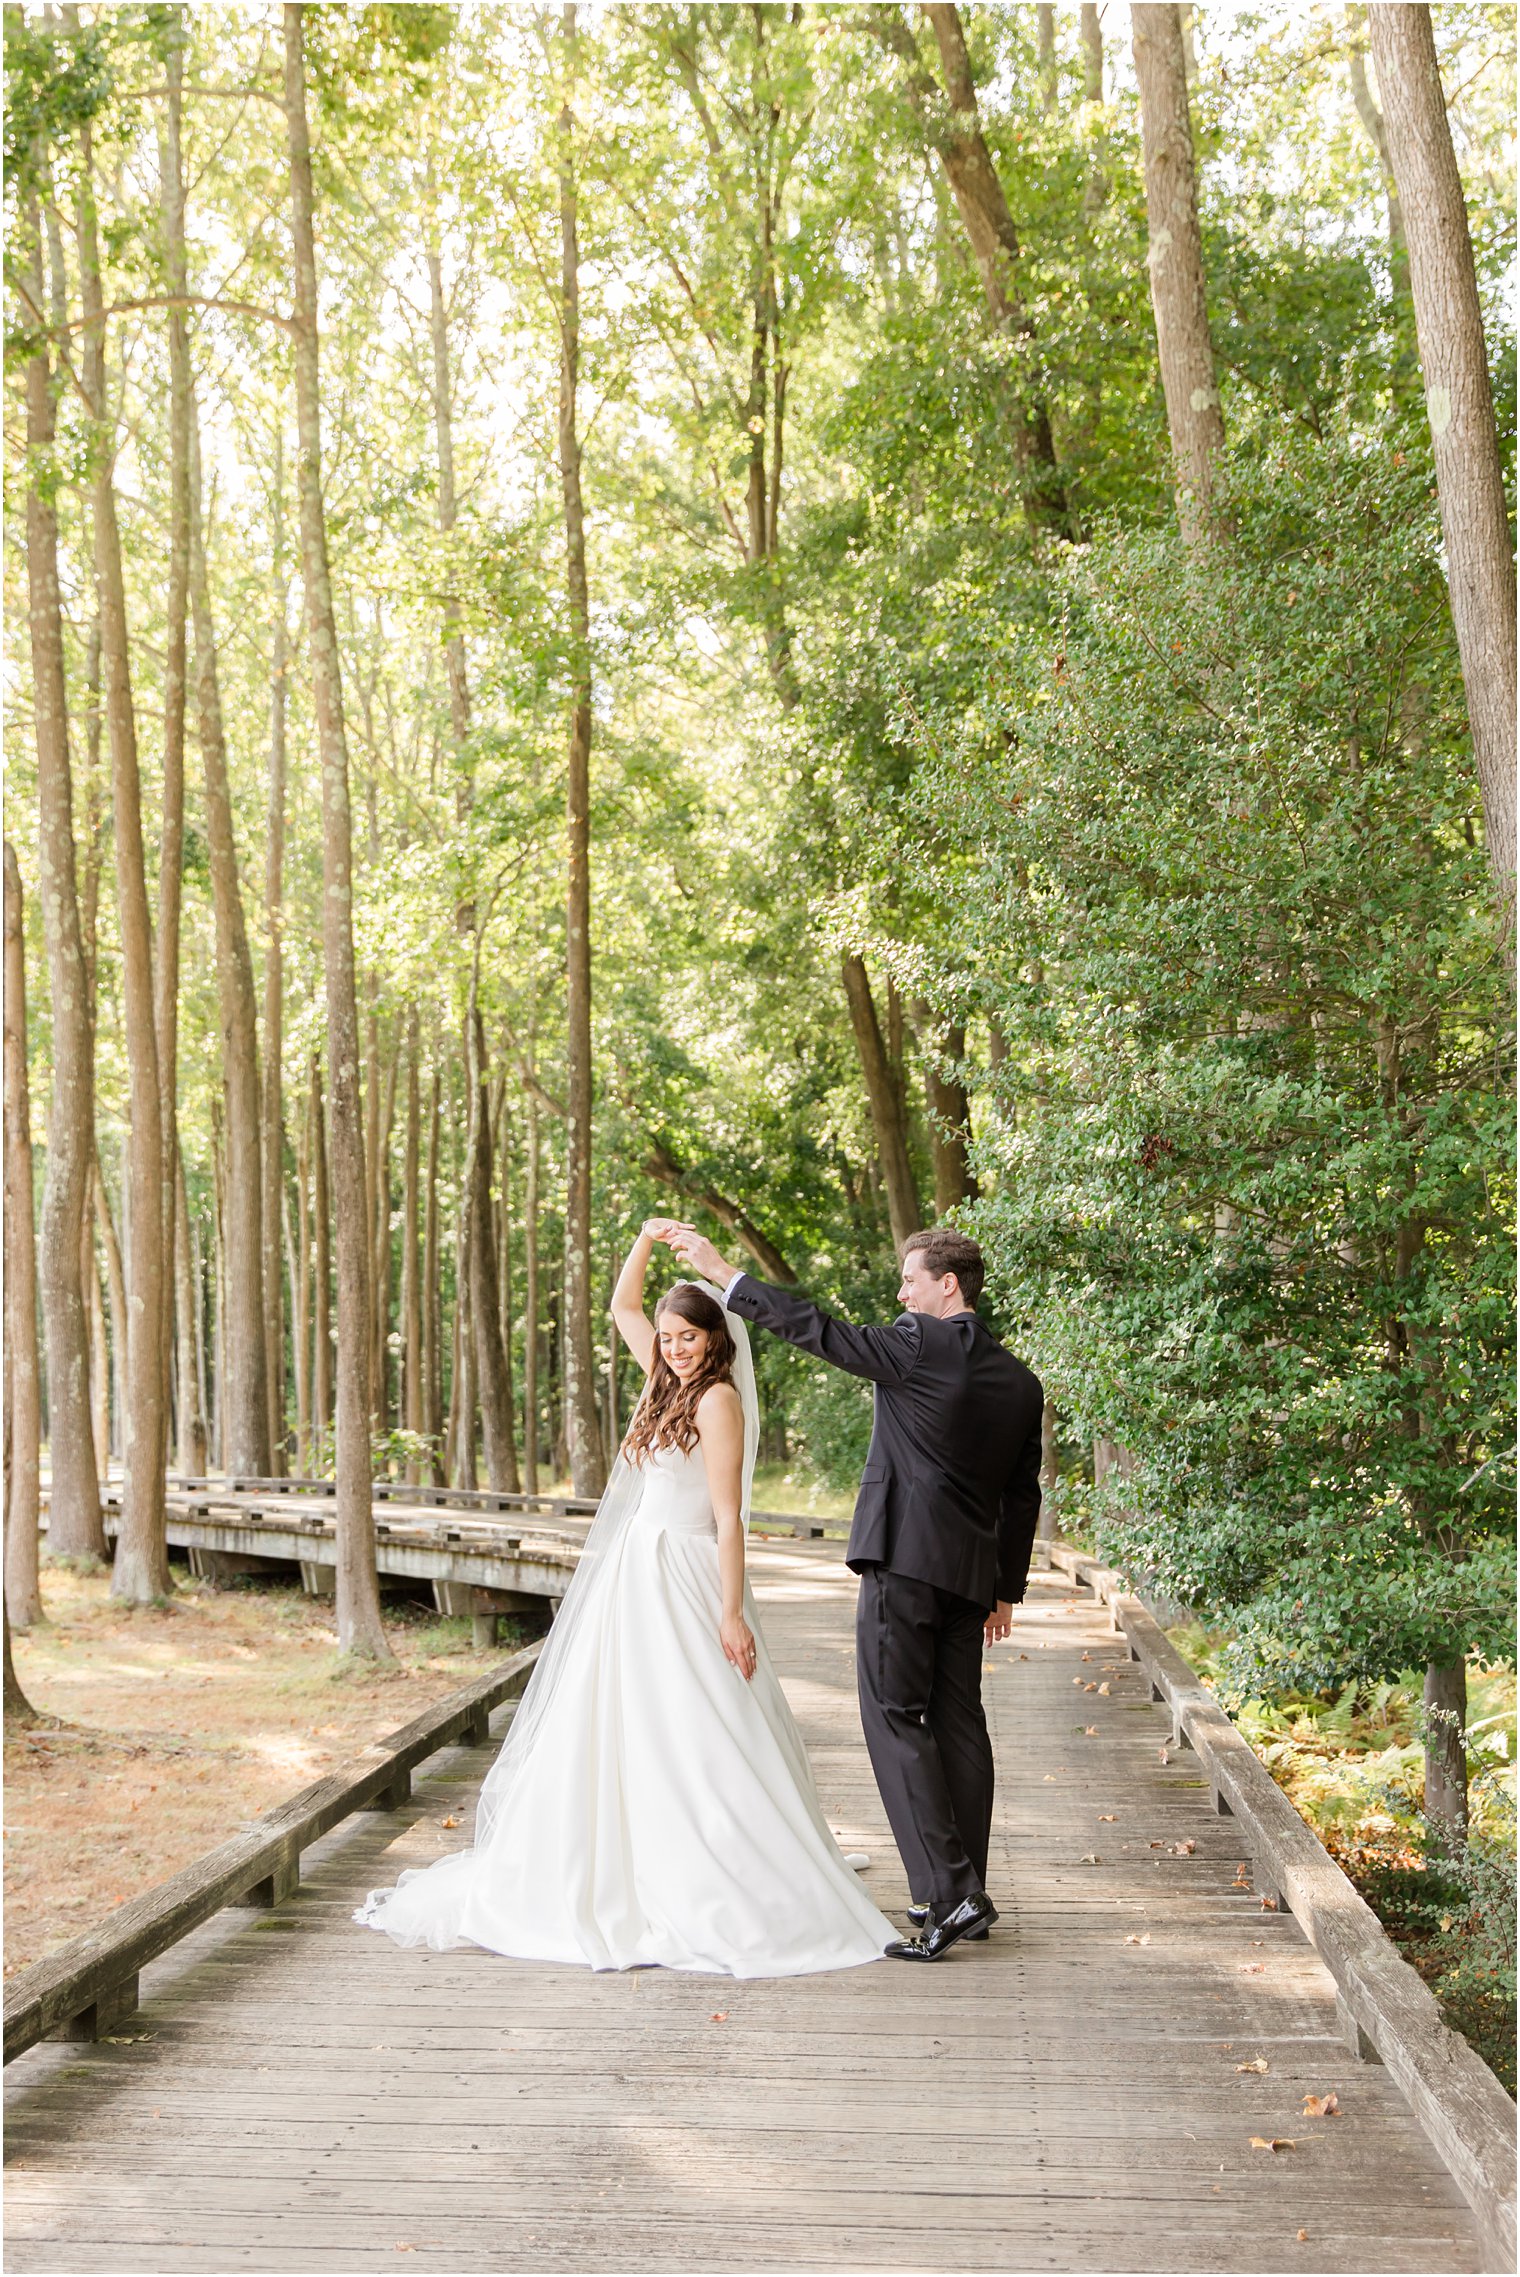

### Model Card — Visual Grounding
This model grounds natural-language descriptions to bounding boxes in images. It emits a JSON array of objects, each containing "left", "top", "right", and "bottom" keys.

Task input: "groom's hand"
[
  {"left": 668, "top": 1227, "right": 737, "bottom": 1285},
  {"left": 984, "top": 1602, "right": 1014, "bottom": 1645}
]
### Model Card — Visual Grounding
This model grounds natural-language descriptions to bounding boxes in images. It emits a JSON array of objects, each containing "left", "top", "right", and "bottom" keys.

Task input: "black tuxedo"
[{"left": 725, "top": 1273, "right": 1044, "bottom": 1918}]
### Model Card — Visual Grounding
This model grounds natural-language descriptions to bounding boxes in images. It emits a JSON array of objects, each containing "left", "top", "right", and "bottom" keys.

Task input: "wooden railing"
[
  {"left": 1050, "top": 1540, "right": 1517, "bottom": 2273},
  {"left": 3, "top": 1642, "right": 542, "bottom": 2066}
]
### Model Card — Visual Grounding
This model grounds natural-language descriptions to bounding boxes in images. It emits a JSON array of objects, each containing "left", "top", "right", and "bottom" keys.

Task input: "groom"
[{"left": 667, "top": 1223, "right": 1044, "bottom": 1961}]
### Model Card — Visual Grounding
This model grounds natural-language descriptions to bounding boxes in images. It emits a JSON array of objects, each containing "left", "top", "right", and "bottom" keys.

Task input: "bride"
[{"left": 355, "top": 1220, "right": 896, "bottom": 1977}]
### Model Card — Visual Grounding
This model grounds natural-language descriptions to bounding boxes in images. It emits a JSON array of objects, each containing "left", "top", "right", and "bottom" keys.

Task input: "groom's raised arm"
[{"left": 724, "top": 1272, "right": 922, "bottom": 1387}]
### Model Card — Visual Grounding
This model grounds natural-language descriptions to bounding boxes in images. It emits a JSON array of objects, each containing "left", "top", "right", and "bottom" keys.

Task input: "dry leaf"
[
  {"left": 1159, "top": 1748, "right": 1171, "bottom": 1764},
  {"left": 1043, "top": 1773, "right": 1058, "bottom": 1781},
  {"left": 1260, "top": 1894, "right": 1279, "bottom": 1911},
  {"left": 1097, "top": 1681, "right": 1111, "bottom": 1695},
  {"left": 1235, "top": 2057, "right": 1269, "bottom": 2073},
  {"left": 1083, "top": 1681, "right": 1098, "bottom": 1692},
  {"left": 1235, "top": 1864, "right": 1251, "bottom": 1885},
  {"left": 1248, "top": 2137, "right": 1295, "bottom": 2152},
  {"left": 1150, "top": 1840, "right": 1165, "bottom": 1849},
  {"left": 1124, "top": 1932, "right": 1151, "bottom": 1946},
  {"left": 1297, "top": 2231, "right": 1309, "bottom": 2243},
  {"left": 1098, "top": 1813, "right": 1117, "bottom": 1822},
  {"left": 1171, "top": 1839, "right": 1197, "bottom": 1856},
  {"left": 440, "top": 1816, "right": 459, "bottom": 1830},
  {"left": 1081, "top": 1651, "right": 1092, "bottom": 1662},
  {"left": 1238, "top": 1962, "right": 1266, "bottom": 1974},
  {"left": 1018, "top": 1652, "right": 1028, "bottom": 1661},
  {"left": 1302, "top": 2092, "right": 1340, "bottom": 2118},
  {"left": 395, "top": 2247, "right": 418, "bottom": 2255},
  {"left": 1080, "top": 1853, "right": 1100, "bottom": 1865},
  {"left": 1083, "top": 1724, "right": 1099, "bottom": 1736},
  {"left": 710, "top": 2011, "right": 729, "bottom": 2023}
]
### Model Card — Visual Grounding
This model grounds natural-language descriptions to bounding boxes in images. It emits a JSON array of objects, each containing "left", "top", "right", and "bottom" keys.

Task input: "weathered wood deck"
[{"left": 4, "top": 1545, "right": 1485, "bottom": 2274}]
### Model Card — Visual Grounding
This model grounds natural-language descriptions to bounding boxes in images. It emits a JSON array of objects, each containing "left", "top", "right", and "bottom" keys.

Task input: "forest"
[{"left": 2, "top": 0, "right": 1514, "bottom": 1895}]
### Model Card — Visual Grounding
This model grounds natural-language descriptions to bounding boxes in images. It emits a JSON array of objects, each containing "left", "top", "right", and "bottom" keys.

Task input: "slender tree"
[
  {"left": 284, "top": 0, "right": 389, "bottom": 1654},
  {"left": 1131, "top": 2, "right": 1225, "bottom": 536},
  {"left": 841, "top": 954, "right": 923, "bottom": 1250},
  {"left": 79, "top": 123, "right": 169, "bottom": 1600},
  {"left": 557, "top": 1, "right": 606, "bottom": 1495},
  {"left": 1368, "top": 2, "right": 1516, "bottom": 914},
  {"left": 4, "top": 845, "right": 43, "bottom": 1628},
  {"left": 262, "top": 430, "right": 291, "bottom": 1470},
  {"left": 19, "top": 181, "right": 102, "bottom": 1560},
  {"left": 188, "top": 404, "right": 271, "bottom": 1476}
]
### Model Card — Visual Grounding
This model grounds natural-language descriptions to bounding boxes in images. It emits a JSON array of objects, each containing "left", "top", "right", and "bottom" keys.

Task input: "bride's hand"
[
  {"left": 721, "top": 1612, "right": 757, "bottom": 1682},
  {"left": 641, "top": 1217, "right": 684, "bottom": 1245}
]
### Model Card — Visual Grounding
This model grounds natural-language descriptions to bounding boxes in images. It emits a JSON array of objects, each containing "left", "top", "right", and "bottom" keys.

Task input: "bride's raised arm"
[{"left": 609, "top": 1220, "right": 680, "bottom": 1375}]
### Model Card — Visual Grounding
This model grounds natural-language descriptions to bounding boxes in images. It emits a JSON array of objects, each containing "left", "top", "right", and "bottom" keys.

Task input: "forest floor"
[{"left": 4, "top": 1561, "right": 543, "bottom": 1977}]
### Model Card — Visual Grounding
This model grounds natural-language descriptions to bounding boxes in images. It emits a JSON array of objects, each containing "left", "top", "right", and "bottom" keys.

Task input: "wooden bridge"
[{"left": 5, "top": 1535, "right": 1512, "bottom": 2274}]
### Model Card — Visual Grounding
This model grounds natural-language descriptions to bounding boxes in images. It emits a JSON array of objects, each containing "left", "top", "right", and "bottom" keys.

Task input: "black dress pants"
[{"left": 855, "top": 1564, "right": 994, "bottom": 1919}]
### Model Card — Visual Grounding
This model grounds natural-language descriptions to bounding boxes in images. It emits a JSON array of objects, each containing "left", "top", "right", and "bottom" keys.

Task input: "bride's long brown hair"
[{"left": 622, "top": 1284, "right": 736, "bottom": 1465}]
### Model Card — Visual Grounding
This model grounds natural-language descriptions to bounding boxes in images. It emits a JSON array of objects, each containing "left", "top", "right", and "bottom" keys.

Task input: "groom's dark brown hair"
[{"left": 901, "top": 1228, "right": 985, "bottom": 1306}]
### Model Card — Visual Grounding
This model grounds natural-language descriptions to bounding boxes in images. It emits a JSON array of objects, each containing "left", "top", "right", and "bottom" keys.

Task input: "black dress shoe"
[
  {"left": 906, "top": 1901, "right": 988, "bottom": 1940},
  {"left": 886, "top": 1892, "right": 998, "bottom": 1960}
]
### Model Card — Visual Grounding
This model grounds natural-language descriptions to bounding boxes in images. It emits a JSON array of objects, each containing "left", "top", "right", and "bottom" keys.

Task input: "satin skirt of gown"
[{"left": 354, "top": 1440, "right": 896, "bottom": 1977}]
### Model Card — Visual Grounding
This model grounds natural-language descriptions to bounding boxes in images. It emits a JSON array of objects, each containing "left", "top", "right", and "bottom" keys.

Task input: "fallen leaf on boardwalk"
[
  {"left": 1082, "top": 1652, "right": 1093, "bottom": 1662},
  {"left": 710, "top": 2011, "right": 729, "bottom": 2023},
  {"left": 1302, "top": 2092, "right": 1340, "bottom": 2118},
  {"left": 1238, "top": 1962, "right": 1266, "bottom": 1974},
  {"left": 1083, "top": 1724, "right": 1099, "bottom": 1736},
  {"left": 440, "top": 1816, "right": 459, "bottom": 1829},
  {"left": 1098, "top": 1813, "right": 1117, "bottom": 1822},
  {"left": 1072, "top": 1677, "right": 1085, "bottom": 1688},
  {"left": 1261, "top": 1895, "right": 1279, "bottom": 1911},
  {"left": 1235, "top": 1864, "right": 1251, "bottom": 1886},
  {"left": 1159, "top": 1748, "right": 1171, "bottom": 1764},
  {"left": 1297, "top": 2231, "right": 1309, "bottom": 2243},
  {"left": 395, "top": 2247, "right": 418, "bottom": 2254},
  {"left": 1171, "top": 1839, "right": 1197, "bottom": 1856},
  {"left": 1235, "top": 2057, "right": 1269, "bottom": 2073},
  {"left": 1080, "top": 1853, "right": 1100, "bottom": 1864},
  {"left": 1018, "top": 1652, "right": 1028, "bottom": 1661},
  {"left": 1124, "top": 1932, "right": 1151, "bottom": 1946},
  {"left": 1097, "top": 1681, "right": 1111, "bottom": 1695},
  {"left": 1150, "top": 1841, "right": 1164, "bottom": 1849},
  {"left": 1249, "top": 2137, "right": 1295, "bottom": 2152},
  {"left": 1083, "top": 1681, "right": 1098, "bottom": 1692},
  {"left": 1043, "top": 1773, "right": 1058, "bottom": 1781}
]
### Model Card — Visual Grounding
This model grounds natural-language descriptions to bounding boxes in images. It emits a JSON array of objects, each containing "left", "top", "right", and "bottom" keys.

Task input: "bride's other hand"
[
  {"left": 721, "top": 1612, "right": 757, "bottom": 1682},
  {"left": 641, "top": 1217, "right": 683, "bottom": 1244}
]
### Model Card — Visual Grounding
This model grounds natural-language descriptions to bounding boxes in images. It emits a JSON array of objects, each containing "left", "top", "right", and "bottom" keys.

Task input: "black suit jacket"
[{"left": 725, "top": 1274, "right": 1045, "bottom": 1613}]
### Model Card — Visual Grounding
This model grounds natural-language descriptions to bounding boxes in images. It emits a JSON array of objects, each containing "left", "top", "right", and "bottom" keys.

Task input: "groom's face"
[{"left": 897, "top": 1251, "right": 965, "bottom": 1318}]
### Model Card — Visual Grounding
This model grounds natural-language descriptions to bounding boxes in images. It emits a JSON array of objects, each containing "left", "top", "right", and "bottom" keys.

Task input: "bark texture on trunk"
[
  {"left": 189, "top": 405, "right": 271, "bottom": 1477},
  {"left": 558, "top": 2, "right": 606, "bottom": 1498},
  {"left": 156, "top": 37, "right": 192, "bottom": 1477},
  {"left": 263, "top": 437, "right": 290, "bottom": 1471},
  {"left": 310, "top": 1054, "right": 332, "bottom": 1452},
  {"left": 21, "top": 187, "right": 103, "bottom": 1560},
  {"left": 1368, "top": 3, "right": 1516, "bottom": 912},
  {"left": 284, "top": 2, "right": 388, "bottom": 1655},
  {"left": 1131, "top": 2, "right": 1225, "bottom": 537},
  {"left": 841, "top": 954, "right": 924, "bottom": 1252},
  {"left": 912, "top": 1007, "right": 977, "bottom": 1214},
  {"left": 522, "top": 1087, "right": 540, "bottom": 1497},
  {"left": 875, "top": 3, "right": 1070, "bottom": 533},
  {"left": 401, "top": 1009, "right": 423, "bottom": 1483},
  {"left": 423, "top": 1067, "right": 443, "bottom": 1485},
  {"left": 174, "top": 1147, "right": 207, "bottom": 1473},
  {"left": 1422, "top": 1658, "right": 1468, "bottom": 1838},
  {"left": 466, "top": 1013, "right": 520, "bottom": 1492},
  {"left": 1036, "top": 3, "right": 1056, "bottom": 112},
  {"left": 80, "top": 130, "right": 169, "bottom": 1601},
  {"left": 4, "top": 844, "right": 44, "bottom": 1627}
]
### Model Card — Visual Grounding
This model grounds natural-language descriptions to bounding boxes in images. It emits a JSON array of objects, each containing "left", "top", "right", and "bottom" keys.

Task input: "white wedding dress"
[{"left": 354, "top": 1433, "right": 896, "bottom": 1977}]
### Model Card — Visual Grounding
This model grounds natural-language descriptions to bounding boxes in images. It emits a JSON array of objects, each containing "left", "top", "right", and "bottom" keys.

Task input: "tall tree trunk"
[
  {"left": 522, "top": 1086, "right": 540, "bottom": 1497},
  {"left": 1423, "top": 1659, "right": 1468, "bottom": 1841},
  {"left": 156, "top": 32, "right": 192, "bottom": 1486},
  {"left": 174, "top": 1147, "right": 207, "bottom": 1472},
  {"left": 1131, "top": 2, "right": 1226, "bottom": 538},
  {"left": 188, "top": 402, "right": 270, "bottom": 1477},
  {"left": 401, "top": 1008, "right": 423, "bottom": 1483},
  {"left": 93, "top": 1160, "right": 126, "bottom": 1468},
  {"left": 1346, "top": 5, "right": 1408, "bottom": 285},
  {"left": 368, "top": 1022, "right": 399, "bottom": 1442},
  {"left": 262, "top": 433, "right": 290, "bottom": 1472},
  {"left": 912, "top": 1006, "right": 977, "bottom": 1214},
  {"left": 1079, "top": 3, "right": 1108, "bottom": 212},
  {"left": 1367, "top": 3, "right": 1516, "bottom": 915},
  {"left": 842, "top": 955, "right": 924, "bottom": 1250},
  {"left": 283, "top": 2, "right": 388, "bottom": 1655},
  {"left": 423, "top": 1065, "right": 444, "bottom": 1485},
  {"left": 21, "top": 184, "right": 102, "bottom": 1561},
  {"left": 4, "top": 1604, "right": 39, "bottom": 1727},
  {"left": 79, "top": 126, "right": 169, "bottom": 1601},
  {"left": 874, "top": 3, "right": 1070, "bottom": 534},
  {"left": 1036, "top": 3, "right": 1057, "bottom": 113},
  {"left": 4, "top": 844, "right": 43, "bottom": 1628},
  {"left": 310, "top": 1053, "right": 332, "bottom": 1457},
  {"left": 558, "top": 2, "right": 606, "bottom": 1497},
  {"left": 85, "top": 1204, "right": 109, "bottom": 1479},
  {"left": 292, "top": 1092, "right": 312, "bottom": 1470},
  {"left": 465, "top": 1012, "right": 519, "bottom": 1493}
]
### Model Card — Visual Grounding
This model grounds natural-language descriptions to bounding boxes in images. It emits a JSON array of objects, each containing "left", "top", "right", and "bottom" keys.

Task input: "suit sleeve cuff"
[{"left": 722, "top": 1271, "right": 748, "bottom": 1306}]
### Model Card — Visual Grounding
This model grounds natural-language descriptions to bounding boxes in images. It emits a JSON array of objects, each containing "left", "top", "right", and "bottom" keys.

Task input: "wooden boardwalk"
[{"left": 4, "top": 1545, "right": 1484, "bottom": 2275}]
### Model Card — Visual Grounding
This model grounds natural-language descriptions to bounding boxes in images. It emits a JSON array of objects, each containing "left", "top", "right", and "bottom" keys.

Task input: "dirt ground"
[{"left": 5, "top": 1560, "right": 540, "bottom": 1976}]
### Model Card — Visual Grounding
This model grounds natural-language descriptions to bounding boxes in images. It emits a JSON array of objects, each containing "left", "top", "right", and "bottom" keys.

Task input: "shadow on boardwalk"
[{"left": 4, "top": 1546, "right": 1483, "bottom": 2274}]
